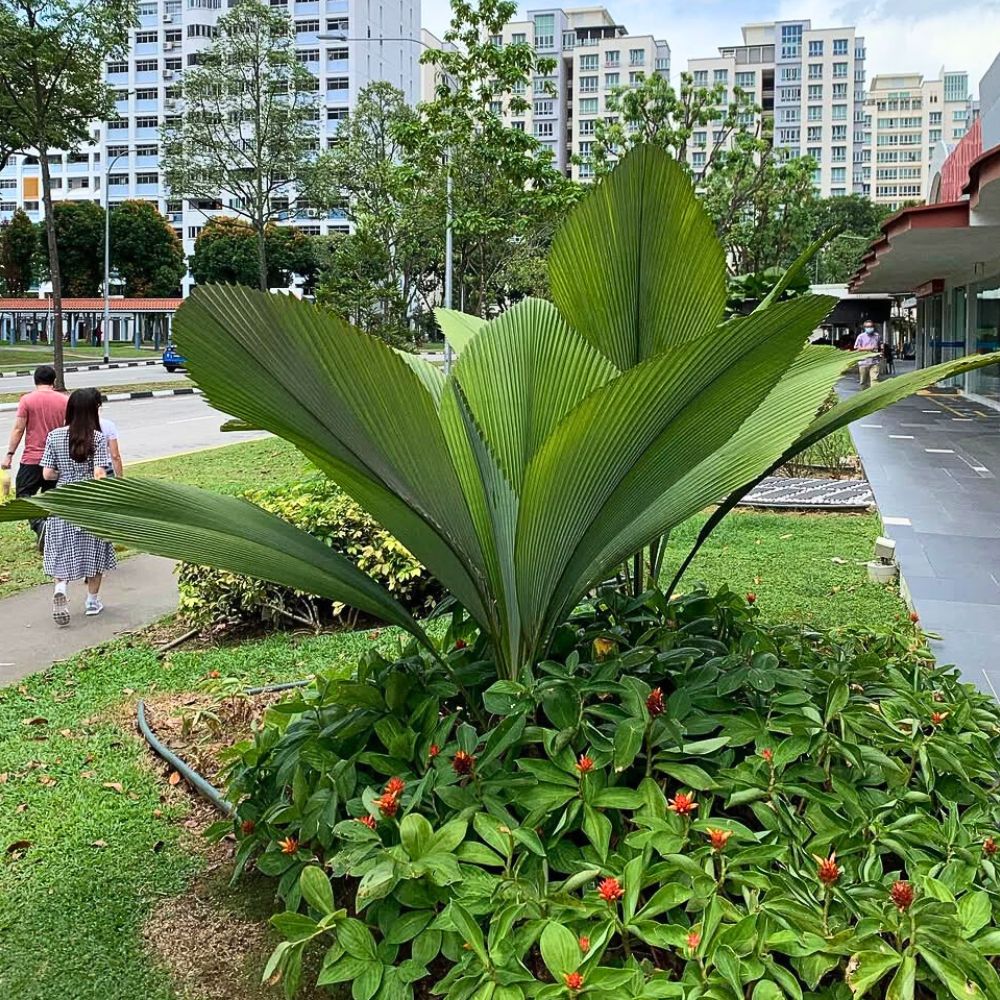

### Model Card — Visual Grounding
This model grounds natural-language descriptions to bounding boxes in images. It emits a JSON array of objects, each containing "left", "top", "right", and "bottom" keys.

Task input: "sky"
[{"left": 421, "top": 0, "right": 1000, "bottom": 95}]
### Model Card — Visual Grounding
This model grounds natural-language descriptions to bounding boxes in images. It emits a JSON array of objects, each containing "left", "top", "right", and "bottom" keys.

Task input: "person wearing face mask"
[{"left": 853, "top": 320, "right": 881, "bottom": 389}]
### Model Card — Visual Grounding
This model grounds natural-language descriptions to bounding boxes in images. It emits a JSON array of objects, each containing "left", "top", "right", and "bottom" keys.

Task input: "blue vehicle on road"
[{"left": 162, "top": 341, "right": 187, "bottom": 373}]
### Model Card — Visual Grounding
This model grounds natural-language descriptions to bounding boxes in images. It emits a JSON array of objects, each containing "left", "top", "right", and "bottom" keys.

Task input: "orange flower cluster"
[
  {"left": 452, "top": 750, "right": 475, "bottom": 775},
  {"left": 563, "top": 972, "right": 584, "bottom": 991},
  {"left": 597, "top": 877, "right": 624, "bottom": 903},
  {"left": 377, "top": 776, "right": 406, "bottom": 817},
  {"left": 357, "top": 814, "right": 378, "bottom": 830},
  {"left": 578, "top": 935, "right": 590, "bottom": 953},
  {"left": 686, "top": 930, "right": 701, "bottom": 952},
  {"left": 279, "top": 836, "right": 298, "bottom": 855},
  {"left": 429, "top": 744, "right": 440, "bottom": 758},
  {"left": 240, "top": 819, "right": 255, "bottom": 836},
  {"left": 814, "top": 852, "right": 841, "bottom": 886},
  {"left": 646, "top": 688, "right": 665, "bottom": 717},
  {"left": 706, "top": 828, "right": 733, "bottom": 852},
  {"left": 668, "top": 791, "right": 697, "bottom": 815},
  {"left": 984, "top": 837, "right": 998, "bottom": 856},
  {"left": 575, "top": 754, "right": 594, "bottom": 774},
  {"left": 746, "top": 592, "right": 757, "bottom": 604}
]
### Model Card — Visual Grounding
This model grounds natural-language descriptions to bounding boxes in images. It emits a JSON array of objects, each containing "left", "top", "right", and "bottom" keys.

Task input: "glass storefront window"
[
  {"left": 917, "top": 294, "right": 943, "bottom": 369},
  {"left": 942, "top": 286, "right": 966, "bottom": 388},
  {"left": 969, "top": 276, "right": 1000, "bottom": 406}
]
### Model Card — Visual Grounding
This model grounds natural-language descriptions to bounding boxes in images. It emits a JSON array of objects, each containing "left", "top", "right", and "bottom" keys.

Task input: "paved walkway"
[
  {"left": 848, "top": 373, "right": 1000, "bottom": 692},
  {"left": 0, "top": 555, "right": 178, "bottom": 686}
]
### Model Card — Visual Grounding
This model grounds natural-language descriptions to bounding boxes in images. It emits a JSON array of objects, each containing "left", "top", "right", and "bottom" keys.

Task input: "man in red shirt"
[{"left": 1, "top": 366, "right": 68, "bottom": 534}]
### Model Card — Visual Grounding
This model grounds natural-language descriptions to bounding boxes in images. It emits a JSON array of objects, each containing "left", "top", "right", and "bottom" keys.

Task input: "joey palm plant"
[{"left": 5, "top": 145, "right": 997, "bottom": 680}]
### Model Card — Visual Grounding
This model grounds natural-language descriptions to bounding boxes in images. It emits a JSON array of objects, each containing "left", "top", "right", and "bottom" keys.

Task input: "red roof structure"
[{"left": 0, "top": 298, "right": 182, "bottom": 312}]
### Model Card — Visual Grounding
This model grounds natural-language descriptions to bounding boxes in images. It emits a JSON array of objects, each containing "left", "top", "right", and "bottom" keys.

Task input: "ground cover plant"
[{"left": 233, "top": 589, "right": 1000, "bottom": 1000}]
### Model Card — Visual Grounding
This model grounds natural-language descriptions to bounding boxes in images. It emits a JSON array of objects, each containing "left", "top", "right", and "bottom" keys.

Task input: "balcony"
[
  {"left": 296, "top": 29, "right": 319, "bottom": 44},
  {"left": 135, "top": 126, "right": 160, "bottom": 140},
  {"left": 295, "top": 0, "right": 319, "bottom": 11},
  {"left": 134, "top": 41, "right": 158, "bottom": 55},
  {"left": 326, "top": 58, "right": 348, "bottom": 73},
  {"left": 135, "top": 70, "right": 159, "bottom": 84},
  {"left": 136, "top": 182, "right": 160, "bottom": 196},
  {"left": 67, "top": 160, "right": 90, "bottom": 173},
  {"left": 136, "top": 98, "right": 159, "bottom": 112},
  {"left": 325, "top": 0, "right": 347, "bottom": 10},
  {"left": 135, "top": 154, "right": 160, "bottom": 168}
]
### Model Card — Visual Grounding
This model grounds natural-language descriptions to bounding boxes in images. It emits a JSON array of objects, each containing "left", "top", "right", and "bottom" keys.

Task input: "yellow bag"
[{"left": 0, "top": 469, "right": 11, "bottom": 504}]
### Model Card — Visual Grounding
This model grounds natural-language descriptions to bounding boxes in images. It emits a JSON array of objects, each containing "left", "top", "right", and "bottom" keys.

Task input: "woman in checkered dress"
[{"left": 41, "top": 389, "right": 116, "bottom": 626}]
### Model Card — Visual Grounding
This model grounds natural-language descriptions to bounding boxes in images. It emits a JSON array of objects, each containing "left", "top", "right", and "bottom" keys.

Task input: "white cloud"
[{"left": 420, "top": 0, "right": 1000, "bottom": 95}]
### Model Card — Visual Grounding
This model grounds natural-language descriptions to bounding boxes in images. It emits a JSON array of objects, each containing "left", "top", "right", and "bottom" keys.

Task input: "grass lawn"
[
  {"left": 0, "top": 438, "right": 311, "bottom": 599},
  {"left": 0, "top": 344, "right": 151, "bottom": 368},
  {"left": 0, "top": 437, "right": 907, "bottom": 997},
  {"left": 0, "top": 380, "right": 194, "bottom": 405}
]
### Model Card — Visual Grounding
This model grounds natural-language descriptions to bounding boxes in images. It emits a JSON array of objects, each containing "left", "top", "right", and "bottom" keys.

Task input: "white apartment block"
[
  {"left": 688, "top": 20, "right": 869, "bottom": 198},
  {"left": 0, "top": 0, "right": 422, "bottom": 293},
  {"left": 484, "top": 6, "right": 669, "bottom": 182},
  {"left": 867, "top": 70, "right": 971, "bottom": 209}
]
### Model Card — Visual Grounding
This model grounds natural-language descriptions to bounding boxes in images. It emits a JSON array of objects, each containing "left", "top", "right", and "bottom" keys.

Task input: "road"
[
  {"left": 0, "top": 361, "right": 182, "bottom": 395},
  {"left": 1, "top": 393, "right": 266, "bottom": 475}
]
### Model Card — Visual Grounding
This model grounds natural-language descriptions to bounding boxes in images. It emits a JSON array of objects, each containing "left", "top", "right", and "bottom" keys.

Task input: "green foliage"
[
  {"left": 109, "top": 200, "right": 185, "bottom": 296},
  {"left": 177, "top": 478, "right": 443, "bottom": 627},
  {"left": 7, "top": 145, "right": 999, "bottom": 679},
  {"left": 40, "top": 200, "right": 105, "bottom": 295},
  {"left": 726, "top": 267, "right": 811, "bottom": 316},
  {"left": 161, "top": 0, "right": 318, "bottom": 290},
  {"left": 0, "top": 207, "right": 36, "bottom": 294},
  {"left": 189, "top": 217, "right": 320, "bottom": 290},
  {"left": 235, "top": 587, "right": 1000, "bottom": 1000}
]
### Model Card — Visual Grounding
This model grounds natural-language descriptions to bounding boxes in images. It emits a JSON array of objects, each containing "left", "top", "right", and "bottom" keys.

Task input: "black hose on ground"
[{"left": 137, "top": 679, "right": 314, "bottom": 815}]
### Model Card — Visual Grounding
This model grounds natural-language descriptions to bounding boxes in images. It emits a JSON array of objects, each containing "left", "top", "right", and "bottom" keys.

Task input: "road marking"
[
  {"left": 889, "top": 434, "right": 914, "bottom": 439},
  {"left": 925, "top": 448, "right": 954, "bottom": 454},
  {"left": 859, "top": 423, "right": 882, "bottom": 428},
  {"left": 883, "top": 516, "right": 912, "bottom": 526},
  {"left": 164, "top": 415, "right": 216, "bottom": 425},
  {"left": 972, "top": 466, "right": 990, "bottom": 473},
  {"left": 921, "top": 409, "right": 940, "bottom": 414},
  {"left": 952, "top": 417, "right": 974, "bottom": 422}
]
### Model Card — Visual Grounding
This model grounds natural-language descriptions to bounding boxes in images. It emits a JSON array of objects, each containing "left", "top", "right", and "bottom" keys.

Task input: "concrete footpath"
[
  {"left": 848, "top": 374, "right": 1000, "bottom": 692},
  {"left": 0, "top": 555, "right": 178, "bottom": 686}
]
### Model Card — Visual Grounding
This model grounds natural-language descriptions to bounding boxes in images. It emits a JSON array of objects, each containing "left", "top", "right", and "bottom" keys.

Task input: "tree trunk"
[
  {"left": 39, "top": 147, "right": 65, "bottom": 388},
  {"left": 256, "top": 221, "right": 267, "bottom": 293}
]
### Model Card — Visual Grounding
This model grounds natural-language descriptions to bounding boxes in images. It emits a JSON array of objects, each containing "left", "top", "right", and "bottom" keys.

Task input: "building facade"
[
  {"left": 486, "top": 6, "right": 669, "bottom": 181},
  {"left": 867, "top": 70, "right": 971, "bottom": 209},
  {"left": 688, "top": 20, "right": 868, "bottom": 198},
  {"left": 0, "top": 0, "right": 422, "bottom": 292}
]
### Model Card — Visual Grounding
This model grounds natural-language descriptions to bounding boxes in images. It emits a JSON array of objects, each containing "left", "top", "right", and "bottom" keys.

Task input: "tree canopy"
[
  {"left": 110, "top": 201, "right": 186, "bottom": 297},
  {"left": 0, "top": 208, "right": 36, "bottom": 295}
]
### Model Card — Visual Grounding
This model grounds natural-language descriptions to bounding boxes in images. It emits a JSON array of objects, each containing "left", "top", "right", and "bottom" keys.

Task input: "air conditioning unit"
[
  {"left": 162, "top": 69, "right": 174, "bottom": 79},
  {"left": 162, "top": 12, "right": 172, "bottom": 20},
  {"left": 165, "top": 99, "right": 176, "bottom": 109},
  {"left": 164, "top": 41, "right": 174, "bottom": 50}
]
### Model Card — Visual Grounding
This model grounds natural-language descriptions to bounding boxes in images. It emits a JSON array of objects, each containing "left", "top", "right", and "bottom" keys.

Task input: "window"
[
  {"left": 135, "top": 88, "right": 157, "bottom": 100},
  {"left": 692, "top": 151, "right": 706, "bottom": 168},
  {"left": 832, "top": 38, "right": 848, "bottom": 55},
  {"left": 808, "top": 39, "right": 823, "bottom": 56},
  {"left": 488, "top": 34, "right": 501, "bottom": 48},
  {"left": 805, "top": 84, "right": 822, "bottom": 102},
  {"left": 953, "top": 128, "right": 966, "bottom": 139},
  {"left": 533, "top": 121, "right": 553, "bottom": 138},
  {"left": 136, "top": 115, "right": 159, "bottom": 128},
  {"left": 713, "top": 68, "right": 728, "bottom": 85},
  {"left": 944, "top": 72, "right": 968, "bottom": 103},
  {"left": 533, "top": 13, "right": 554, "bottom": 50},
  {"left": 831, "top": 124, "right": 847, "bottom": 140},
  {"left": 808, "top": 63, "right": 822, "bottom": 80},
  {"left": 136, "top": 144, "right": 157, "bottom": 156},
  {"left": 807, "top": 145, "right": 821, "bottom": 162},
  {"left": 780, "top": 23, "right": 802, "bottom": 59},
  {"left": 778, "top": 128, "right": 799, "bottom": 143},
  {"left": 327, "top": 76, "right": 348, "bottom": 90},
  {"left": 297, "top": 49, "right": 320, "bottom": 62},
  {"left": 187, "top": 226, "right": 202, "bottom": 239},
  {"left": 831, "top": 145, "right": 846, "bottom": 162},
  {"left": 832, "top": 104, "right": 847, "bottom": 120},
  {"left": 832, "top": 62, "right": 848, "bottom": 78},
  {"left": 135, "top": 30, "right": 157, "bottom": 42},
  {"left": 779, "top": 66, "right": 800, "bottom": 82},
  {"left": 778, "top": 107, "right": 800, "bottom": 124},
  {"left": 296, "top": 19, "right": 319, "bottom": 32},
  {"left": 929, "top": 128, "right": 942, "bottom": 142},
  {"left": 578, "top": 118, "right": 595, "bottom": 136},
  {"left": 630, "top": 48, "right": 645, "bottom": 66},
  {"left": 578, "top": 162, "right": 593, "bottom": 179},
  {"left": 929, "top": 111, "right": 942, "bottom": 125},
  {"left": 135, "top": 59, "right": 158, "bottom": 71},
  {"left": 107, "top": 118, "right": 128, "bottom": 130},
  {"left": 580, "top": 98, "right": 598, "bottom": 114},
  {"left": 831, "top": 167, "right": 847, "bottom": 183},
  {"left": 511, "top": 120, "right": 524, "bottom": 131},
  {"left": 106, "top": 145, "right": 129, "bottom": 158},
  {"left": 326, "top": 106, "right": 348, "bottom": 120},
  {"left": 780, "top": 87, "right": 800, "bottom": 102},
  {"left": 137, "top": 1, "right": 156, "bottom": 13},
  {"left": 107, "top": 61, "right": 128, "bottom": 73},
  {"left": 165, "top": 29, "right": 181, "bottom": 41},
  {"left": 187, "top": 23, "right": 215, "bottom": 36},
  {"left": 807, "top": 126, "right": 822, "bottom": 142},
  {"left": 489, "top": 100, "right": 502, "bottom": 115},
  {"left": 533, "top": 99, "right": 553, "bottom": 115},
  {"left": 135, "top": 172, "right": 158, "bottom": 184},
  {"left": 578, "top": 75, "right": 598, "bottom": 93},
  {"left": 604, "top": 72, "right": 619, "bottom": 88},
  {"left": 164, "top": 57, "right": 181, "bottom": 70},
  {"left": 326, "top": 17, "right": 347, "bottom": 30},
  {"left": 629, "top": 71, "right": 644, "bottom": 85},
  {"left": 735, "top": 71, "right": 754, "bottom": 88},
  {"left": 562, "top": 31, "right": 575, "bottom": 49},
  {"left": 512, "top": 32, "right": 525, "bottom": 44},
  {"left": 807, "top": 105, "right": 822, "bottom": 121},
  {"left": 692, "top": 130, "right": 706, "bottom": 147},
  {"left": 326, "top": 47, "right": 347, "bottom": 60},
  {"left": 579, "top": 54, "right": 598, "bottom": 70}
]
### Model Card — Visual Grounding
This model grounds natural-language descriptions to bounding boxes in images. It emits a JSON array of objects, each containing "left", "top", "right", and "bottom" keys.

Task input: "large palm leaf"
[{"left": 5, "top": 144, "right": 998, "bottom": 678}]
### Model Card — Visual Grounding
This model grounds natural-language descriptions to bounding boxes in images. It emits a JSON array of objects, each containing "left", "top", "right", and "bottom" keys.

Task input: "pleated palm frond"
[{"left": 6, "top": 145, "right": 998, "bottom": 678}]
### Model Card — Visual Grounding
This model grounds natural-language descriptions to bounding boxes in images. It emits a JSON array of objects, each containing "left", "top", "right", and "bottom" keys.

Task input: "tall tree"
[
  {"left": 590, "top": 71, "right": 818, "bottom": 274},
  {"left": 110, "top": 201, "right": 185, "bottom": 296},
  {"left": 0, "top": 0, "right": 134, "bottom": 385},
  {"left": 0, "top": 208, "right": 36, "bottom": 294},
  {"left": 190, "top": 217, "right": 319, "bottom": 290},
  {"left": 161, "top": 0, "right": 318, "bottom": 292},
  {"left": 37, "top": 200, "right": 105, "bottom": 295},
  {"left": 803, "top": 196, "right": 891, "bottom": 283},
  {"left": 412, "top": 0, "right": 580, "bottom": 318}
]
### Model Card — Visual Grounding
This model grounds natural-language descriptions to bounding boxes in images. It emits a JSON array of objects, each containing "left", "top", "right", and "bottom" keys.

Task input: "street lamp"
[
  {"left": 103, "top": 147, "right": 132, "bottom": 364},
  {"left": 316, "top": 31, "right": 456, "bottom": 372}
]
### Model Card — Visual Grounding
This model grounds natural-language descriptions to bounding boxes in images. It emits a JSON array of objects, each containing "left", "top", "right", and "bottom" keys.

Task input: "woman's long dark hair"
[{"left": 66, "top": 388, "right": 101, "bottom": 463}]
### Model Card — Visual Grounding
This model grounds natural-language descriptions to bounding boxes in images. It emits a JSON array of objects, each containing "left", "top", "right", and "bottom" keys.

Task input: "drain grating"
[{"left": 738, "top": 476, "right": 874, "bottom": 510}]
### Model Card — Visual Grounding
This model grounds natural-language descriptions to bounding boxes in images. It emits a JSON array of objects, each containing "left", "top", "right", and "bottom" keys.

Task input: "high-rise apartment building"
[
  {"left": 0, "top": 0, "right": 422, "bottom": 291},
  {"left": 867, "top": 70, "right": 971, "bottom": 209},
  {"left": 688, "top": 20, "right": 869, "bottom": 198},
  {"left": 485, "top": 7, "right": 669, "bottom": 181}
]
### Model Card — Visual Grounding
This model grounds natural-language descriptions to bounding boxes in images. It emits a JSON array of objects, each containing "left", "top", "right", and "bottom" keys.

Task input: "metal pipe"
[{"left": 444, "top": 165, "right": 454, "bottom": 374}]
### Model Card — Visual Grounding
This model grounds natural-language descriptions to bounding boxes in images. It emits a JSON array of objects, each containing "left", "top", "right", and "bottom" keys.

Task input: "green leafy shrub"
[
  {"left": 226, "top": 589, "right": 1000, "bottom": 1000},
  {"left": 177, "top": 479, "right": 442, "bottom": 627}
]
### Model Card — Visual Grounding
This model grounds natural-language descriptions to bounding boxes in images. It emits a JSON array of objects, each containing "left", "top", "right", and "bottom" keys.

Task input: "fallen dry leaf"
[
  {"left": 91, "top": 840, "right": 108, "bottom": 849},
  {"left": 80, "top": 770, "right": 97, "bottom": 780},
  {"left": 38, "top": 776, "right": 57, "bottom": 788},
  {"left": 0, "top": 773, "right": 8, "bottom": 784},
  {"left": 5, "top": 840, "right": 31, "bottom": 856},
  {"left": 22, "top": 716, "right": 48, "bottom": 726},
  {"left": 15, "top": 803, "right": 27, "bottom": 814},
  {"left": 102, "top": 781, "right": 124, "bottom": 794},
  {"left": 59, "top": 729, "right": 73, "bottom": 739},
  {"left": 168, "top": 771, "right": 182, "bottom": 787}
]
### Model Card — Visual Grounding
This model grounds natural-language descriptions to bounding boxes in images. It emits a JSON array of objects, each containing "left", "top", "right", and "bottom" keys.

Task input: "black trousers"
[{"left": 15, "top": 463, "right": 56, "bottom": 534}]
